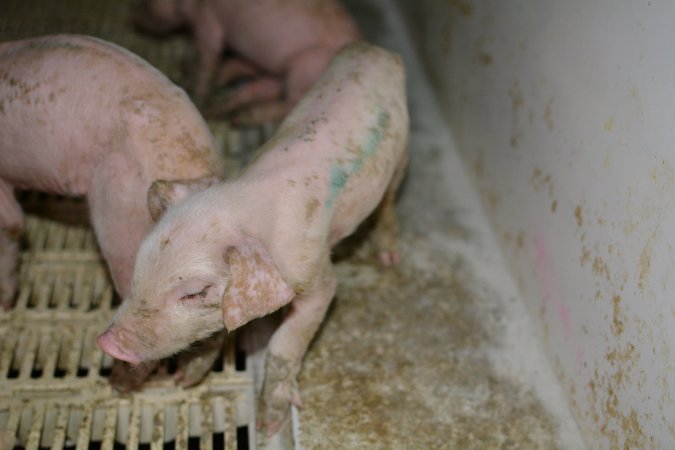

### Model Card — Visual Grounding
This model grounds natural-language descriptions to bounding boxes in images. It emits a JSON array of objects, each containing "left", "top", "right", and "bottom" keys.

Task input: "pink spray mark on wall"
[
  {"left": 534, "top": 236, "right": 588, "bottom": 369},
  {"left": 535, "top": 236, "right": 572, "bottom": 334}
]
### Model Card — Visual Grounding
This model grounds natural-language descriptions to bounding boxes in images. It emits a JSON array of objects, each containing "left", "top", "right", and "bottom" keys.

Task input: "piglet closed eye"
[{"left": 182, "top": 285, "right": 212, "bottom": 300}]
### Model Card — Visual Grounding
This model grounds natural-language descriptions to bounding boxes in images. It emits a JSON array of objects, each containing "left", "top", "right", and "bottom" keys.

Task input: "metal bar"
[
  {"left": 87, "top": 326, "right": 103, "bottom": 377},
  {"left": 4, "top": 405, "right": 21, "bottom": 449},
  {"left": 50, "top": 404, "right": 69, "bottom": 450},
  {"left": 0, "top": 327, "right": 18, "bottom": 377},
  {"left": 46, "top": 222, "right": 66, "bottom": 250},
  {"left": 35, "top": 278, "right": 53, "bottom": 310},
  {"left": 25, "top": 405, "right": 46, "bottom": 450},
  {"left": 55, "top": 275, "right": 73, "bottom": 310},
  {"left": 66, "top": 327, "right": 84, "bottom": 377},
  {"left": 101, "top": 405, "right": 118, "bottom": 450},
  {"left": 76, "top": 270, "right": 92, "bottom": 313},
  {"left": 75, "top": 404, "right": 94, "bottom": 450},
  {"left": 19, "top": 328, "right": 38, "bottom": 380},
  {"left": 151, "top": 405, "right": 165, "bottom": 450},
  {"left": 14, "top": 280, "right": 31, "bottom": 310},
  {"left": 223, "top": 400, "right": 237, "bottom": 450},
  {"left": 201, "top": 399, "right": 213, "bottom": 450},
  {"left": 42, "top": 330, "right": 61, "bottom": 378},
  {"left": 176, "top": 402, "right": 189, "bottom": 450},
  {"left": 126, "top": 400, "right": 141, "bottom": 449}
]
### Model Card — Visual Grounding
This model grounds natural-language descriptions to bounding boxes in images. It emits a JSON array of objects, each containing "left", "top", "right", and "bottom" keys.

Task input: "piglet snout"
[{"left": 97, "top": 327, "right": 141, "bottom": 365}]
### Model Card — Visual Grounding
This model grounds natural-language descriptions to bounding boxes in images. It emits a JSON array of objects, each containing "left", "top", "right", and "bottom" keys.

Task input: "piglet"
[
  {"left": 0, "top": 34, "right": 224, "bottom": 388},
  {"left": 97, "top": 42, "right": 409, "bottom": 434},
  {"left": 132, "top": 0, "right": 360, "bottom": 124}
]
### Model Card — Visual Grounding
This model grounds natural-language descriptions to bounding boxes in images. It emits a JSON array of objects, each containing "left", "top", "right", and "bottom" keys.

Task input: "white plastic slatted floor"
[{"left": 0, "top": 208, "right": 259, "bottom": 450}]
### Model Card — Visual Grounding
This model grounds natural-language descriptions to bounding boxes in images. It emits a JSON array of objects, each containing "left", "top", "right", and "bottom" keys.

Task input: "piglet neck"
[{"left": 214, "top": 178, "right": 280, "bottom": 247}]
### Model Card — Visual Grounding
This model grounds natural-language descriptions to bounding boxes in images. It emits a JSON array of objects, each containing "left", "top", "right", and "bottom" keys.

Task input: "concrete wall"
[{"left": 395, "top": 0, "right": 675, "bottom": 448}]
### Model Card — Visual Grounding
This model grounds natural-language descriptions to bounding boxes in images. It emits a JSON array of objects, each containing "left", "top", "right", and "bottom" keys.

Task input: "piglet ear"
[
  {"left": 221, "top": 239, "right": 295, "bottom": 331},
  {"left": 147, "top": 176, "right": 220, "bottom": 221}
]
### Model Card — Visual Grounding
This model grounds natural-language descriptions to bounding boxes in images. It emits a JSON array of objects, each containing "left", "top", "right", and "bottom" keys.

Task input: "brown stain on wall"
[
  {"left": 544, "top": 97, "right": 554, "bottom": 132},
  {"left": 592, "top": 256, "right": 610, "bottom": 281},
  {"left": 550, "top": 200, "right": 558, "bottom": 213},
  {"left": 509, "top": 81, "right": 524, "bottom": 147},
  {"left": 638, "top": 229, "right": 656, "bottom": 292},
  {"left": 486, "top": 190, "right": 499, "bottom": 211},
  {"left": 586, "top": 340, "right": 647, "bottom": 449},
  {"left": 574, "top": 206, "right": 583, "bottom": 227},
  {"left": 530, "top": 168, "right": 554, "bottom": 198},
  {"left": 516, "top": 232, "right": 524, "bottom": 249},
  {"left": 604, "top": 118, "right": 615, "bottom": 131},
  {"left": 478, "top": 51, "right": 492, "bottom": 65},
  {"left": 611, "top": 295, "right": 624, "bottom": 337}
]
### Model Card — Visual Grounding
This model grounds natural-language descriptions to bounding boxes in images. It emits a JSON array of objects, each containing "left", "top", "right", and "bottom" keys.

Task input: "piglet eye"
[{"left": 181, "top": 285, "right": 211, "bottom": 301}]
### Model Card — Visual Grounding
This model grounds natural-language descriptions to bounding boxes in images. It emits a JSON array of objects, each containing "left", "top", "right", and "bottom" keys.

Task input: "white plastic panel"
[{"left": 397, "top": 0, "right": 675, "bottom": 447}]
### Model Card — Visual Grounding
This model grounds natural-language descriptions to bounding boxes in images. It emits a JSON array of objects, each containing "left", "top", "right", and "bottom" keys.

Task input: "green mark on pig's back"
[{"left": 326, "top": 108, "right": 391, "bottom": 209}]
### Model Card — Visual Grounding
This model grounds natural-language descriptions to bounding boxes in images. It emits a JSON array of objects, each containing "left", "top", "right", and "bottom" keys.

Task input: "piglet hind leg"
[
  {"left": 192, "top": 13, "right": 225, "bottom": 107},
  {"left": 215, "top": 57, "right": 261, "bottom": 88},
  {"left": 257, "top": 259, "right": 337, "bottom": 435},
  {"left": 208, "top": 76, "right": 282, "bottom": 120},
  {"left": 0, "top": 179, "right": 25, "bottom": 310},
  {"left": 229, "top": 101, "right": 291, "bottom": 126},
  {"left": 372, "top": 151, "right": 409, "bottom": 266},
  {"left": 229, "top": 45, "right": 336, "bottom": 125}
]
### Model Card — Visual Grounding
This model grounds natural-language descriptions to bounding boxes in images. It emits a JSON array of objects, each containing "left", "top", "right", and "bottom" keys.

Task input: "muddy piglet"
[
  {"left": 97, "top": 42, "right": 408, "bottom": 433},
  {"left": 0, "top": 34, "right": 224, "bottom": 387},
  {"left": 133, "top": 0, "right": 360, "bottom": 124}
]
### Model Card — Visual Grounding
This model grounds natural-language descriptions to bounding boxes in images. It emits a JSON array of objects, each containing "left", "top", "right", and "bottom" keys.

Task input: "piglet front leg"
[
  {"left": 174, "top": 329, "right": 226, "bottom": 388},
  {"left": 258, "top": 259, "right": 337, "bottom": 435},
  {"left": 192, "top": 9, "right": 226, "bottom": 106},
  {"left": 109, "top": 359, "right": 160, "bottom": 392}
]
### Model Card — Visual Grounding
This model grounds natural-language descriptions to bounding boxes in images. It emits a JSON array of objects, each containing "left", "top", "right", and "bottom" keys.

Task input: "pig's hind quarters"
[{"left": 0, "top": 179, "right": 25, "bottom": 309}]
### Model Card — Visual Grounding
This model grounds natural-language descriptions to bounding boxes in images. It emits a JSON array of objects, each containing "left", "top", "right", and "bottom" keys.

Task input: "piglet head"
[{"left": 97, "top": 180, "right": 295, "bottom": 364}]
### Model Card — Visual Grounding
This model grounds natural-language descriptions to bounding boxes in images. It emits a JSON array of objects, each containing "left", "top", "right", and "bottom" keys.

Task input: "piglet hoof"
[
  {"left": 258, "top": 354, "right": 303, "bottom": 435},
  {"left": 108, "top": 359, "right": 159, "bottom": 392},
  {"left": 257, "top": 381, "right": 302, "bottom": 436},
  {"left": 378, "top": 249, "right": 401, "bottom": 267},
  {"left": 256, "top": 414, "right": 287, "bottom": 437}
]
